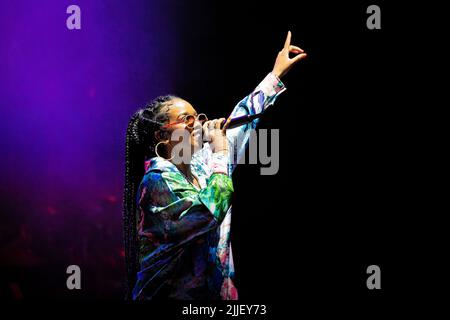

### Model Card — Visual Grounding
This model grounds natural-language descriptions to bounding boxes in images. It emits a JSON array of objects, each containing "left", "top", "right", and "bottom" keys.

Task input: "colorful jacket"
[{"left": 133, "top": 72, "right": 286, "bottom": 300}]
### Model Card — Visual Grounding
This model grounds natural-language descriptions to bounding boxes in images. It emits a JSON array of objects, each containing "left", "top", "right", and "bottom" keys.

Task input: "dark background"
[{"left": 1, "top": 0, "right": 437, "bottom": 312}]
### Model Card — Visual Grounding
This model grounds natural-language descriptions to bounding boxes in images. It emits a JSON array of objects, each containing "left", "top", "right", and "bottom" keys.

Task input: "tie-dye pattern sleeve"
[
  {"left": 137, "top": 168, "right": 233, "bottom": 251},
  {"left": 226, "top": 72, "right": 286, "bottom": 173},
  {"left": 198, "top": 172, "right": 233, "bottom": 223},
  {"left": 134, "top": 166, "right": 234, "bottom": 300},
  {"left": 143, "top": 160, "right": 233, "bottom": 229}
]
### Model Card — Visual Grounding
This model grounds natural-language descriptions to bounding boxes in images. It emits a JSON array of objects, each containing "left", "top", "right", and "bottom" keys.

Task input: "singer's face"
[{"left": 163, "top": 98, "right": 203, "bottom": 156}]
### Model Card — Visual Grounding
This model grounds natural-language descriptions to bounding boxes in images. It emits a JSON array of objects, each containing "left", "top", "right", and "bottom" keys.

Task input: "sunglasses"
[{"left": 160, "top": 113, "right": 208, "bottom": 129}]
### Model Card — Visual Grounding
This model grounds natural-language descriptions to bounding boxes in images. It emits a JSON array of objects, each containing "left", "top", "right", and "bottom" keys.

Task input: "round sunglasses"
[{"left": 160, "top": 113, "right": 208, "bottom": 129}]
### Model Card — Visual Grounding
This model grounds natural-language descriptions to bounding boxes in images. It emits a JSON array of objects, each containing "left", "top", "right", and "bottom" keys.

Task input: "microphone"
[
  {"left": 201, "top": 113, "right": 265, "bottom": 144},
  {"left": 220, "top": 113, "right": 264, "bottom": 129}
]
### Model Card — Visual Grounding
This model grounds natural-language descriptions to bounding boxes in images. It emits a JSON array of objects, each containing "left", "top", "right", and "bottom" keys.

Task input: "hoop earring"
[{"left": 155, "top": 141, "right": 173, "bottom": 161}]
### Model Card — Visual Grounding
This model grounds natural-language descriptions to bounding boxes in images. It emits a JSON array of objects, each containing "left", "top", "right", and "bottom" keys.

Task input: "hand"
[
  {"left": 272, "top": 31, "right": 307, "bottom": 78},
  {"left": 203, "top": 117, "right": 231, "bottom": 154}
]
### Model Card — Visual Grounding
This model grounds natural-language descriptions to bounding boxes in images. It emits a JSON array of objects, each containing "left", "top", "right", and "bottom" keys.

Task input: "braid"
[{"left": 122, "top": 94, "right": 177, "bottom": 299}]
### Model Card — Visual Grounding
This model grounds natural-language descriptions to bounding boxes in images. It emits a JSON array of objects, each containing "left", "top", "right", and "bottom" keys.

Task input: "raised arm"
[{"left": 226, "top": 31, "right": 307, "bottom": 173}]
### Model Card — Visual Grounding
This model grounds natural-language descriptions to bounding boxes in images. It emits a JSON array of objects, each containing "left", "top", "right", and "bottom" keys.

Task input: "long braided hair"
[{"left": 122, "top": 95, "right": 177, "bottom": 299}]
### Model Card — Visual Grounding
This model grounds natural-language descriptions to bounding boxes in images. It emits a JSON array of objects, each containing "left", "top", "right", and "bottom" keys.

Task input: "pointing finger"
[{"left": 284, "top": 31, "right": 291, "bottom": 49}]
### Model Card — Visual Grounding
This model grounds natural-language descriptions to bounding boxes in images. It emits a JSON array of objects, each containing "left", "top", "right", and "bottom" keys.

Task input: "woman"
[{"left": 123, "top": 31, "right": 307, "bottom": 300}]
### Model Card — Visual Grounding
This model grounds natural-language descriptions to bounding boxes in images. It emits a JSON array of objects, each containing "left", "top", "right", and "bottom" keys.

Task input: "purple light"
[{"left": 0, "top": 0, "right": 180, "bottom": 297}]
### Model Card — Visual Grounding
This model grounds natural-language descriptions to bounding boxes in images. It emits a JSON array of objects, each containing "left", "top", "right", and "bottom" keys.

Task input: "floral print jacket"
[{"left": 133, "top": 73, "right": 286, "bottom": 300}]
